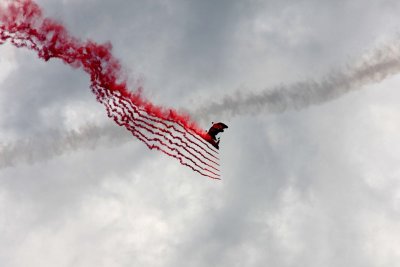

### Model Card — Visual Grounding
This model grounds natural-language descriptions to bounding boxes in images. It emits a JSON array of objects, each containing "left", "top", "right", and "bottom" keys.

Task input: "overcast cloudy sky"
[{"left": 2, "top": 0, "right": 400, "bottom": 266}]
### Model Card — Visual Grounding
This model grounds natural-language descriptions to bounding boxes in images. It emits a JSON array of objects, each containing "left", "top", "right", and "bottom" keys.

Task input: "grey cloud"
[
  {"left": 2, "top": 0, "right": 400, "bottom": 267},
  {"left": 0, "top": 50, "right": 92, "bottom": 136}
]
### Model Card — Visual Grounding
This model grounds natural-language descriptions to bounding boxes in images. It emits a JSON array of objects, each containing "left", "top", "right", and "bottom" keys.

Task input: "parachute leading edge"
[{"left": 204, "top": 122, "right": 228, "bottom": 149}]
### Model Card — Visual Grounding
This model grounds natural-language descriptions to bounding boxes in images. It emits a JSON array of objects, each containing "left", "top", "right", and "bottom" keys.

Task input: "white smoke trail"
[
  {"left": 0, "top": 123, "right": 132, "bottom": 169},
  {"left": 193, "top": 40, "right": 400, "bottom": 121},
  {"left": 2, "top": 40, "right": 400, "bottom": 169}
]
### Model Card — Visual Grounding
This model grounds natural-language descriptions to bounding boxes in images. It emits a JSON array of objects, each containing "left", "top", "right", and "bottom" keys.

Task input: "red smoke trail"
[
  {"left": 115, "top": 94, "right": 220, "bottom": 166},
  {"left": 103, "top": 92, "right": 220, "bottom": 179},
  {"left": 102, "top": 88, "right": 220, "bottom": 169},
  {"left": 110, "top": 96, "right": 220, "bottom": 173},
  {"left": 108, "top": 111, "right": 220, "bottom": 179},
  {"left": 104, "top": 94, "right": 220, "bottom": 179},
  {"left": 130, "top": 102, "right": 220, "bottom": 158},
  {"left": 0, "top": 0, "right": 221, "bottom": 179},
  {"left": 138, "top": 111, "right": 220, "bottom": 157},
  {"left": 106, "top": 93, "right": 220, "bottom": 175}
]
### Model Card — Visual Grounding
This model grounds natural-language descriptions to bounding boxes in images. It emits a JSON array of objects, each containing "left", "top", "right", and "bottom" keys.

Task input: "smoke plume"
[
  {"left": 0, "top": 124, "right": 131, "bottom": 169},
  {"left": 193, "top": 41, "right": 400, "bottom": 121},
  {"left": 0, "top": 0, "right": 220, "bottom": 178}
]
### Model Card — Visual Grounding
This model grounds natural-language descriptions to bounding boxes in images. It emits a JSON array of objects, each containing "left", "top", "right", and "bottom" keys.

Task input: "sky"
[{"left": 1, "top": 0, "right": 400, "bottom": 266}]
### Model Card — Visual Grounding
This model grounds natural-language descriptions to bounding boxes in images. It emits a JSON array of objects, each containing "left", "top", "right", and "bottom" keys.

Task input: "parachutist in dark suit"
[{"left": 204, "top": 122, "right": 228, "bottom": 149}]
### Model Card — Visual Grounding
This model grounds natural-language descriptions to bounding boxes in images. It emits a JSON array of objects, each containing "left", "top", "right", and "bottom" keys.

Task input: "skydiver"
[{"left": 204, "top": 122, "right": 228, "bottom": 149}]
